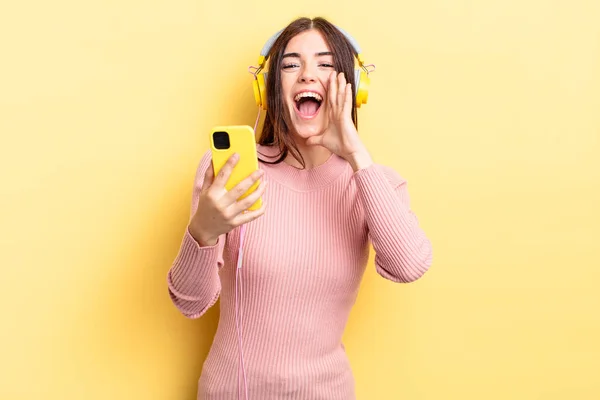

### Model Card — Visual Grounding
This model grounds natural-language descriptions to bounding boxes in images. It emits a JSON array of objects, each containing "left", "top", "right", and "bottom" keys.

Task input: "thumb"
[{"left": 306, "top": 134, "right": 324, "bottom": 147}]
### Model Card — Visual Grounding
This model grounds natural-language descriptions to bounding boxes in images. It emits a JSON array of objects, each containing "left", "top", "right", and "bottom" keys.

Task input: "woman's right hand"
[{"left": 188, "top": 153, "right": 267, "bottom": 247}]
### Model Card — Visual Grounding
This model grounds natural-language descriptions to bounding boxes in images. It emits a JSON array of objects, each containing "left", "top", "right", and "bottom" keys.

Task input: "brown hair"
[{"left": 257, "top": 17, "right": 359, "bottom": 168}]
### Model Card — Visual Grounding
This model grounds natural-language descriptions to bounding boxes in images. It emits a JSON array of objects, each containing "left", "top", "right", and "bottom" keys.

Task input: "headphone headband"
[
  {"left": 257, "top": 25, "right": 364, "bottom": 69},
  {"left": 259, "top": 29, "right": 284, "bottom": 58}
]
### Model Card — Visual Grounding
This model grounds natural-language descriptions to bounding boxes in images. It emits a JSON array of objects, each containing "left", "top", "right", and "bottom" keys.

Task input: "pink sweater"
[{"left": 167, "top": 144, "right": 433, "bottom": 400}]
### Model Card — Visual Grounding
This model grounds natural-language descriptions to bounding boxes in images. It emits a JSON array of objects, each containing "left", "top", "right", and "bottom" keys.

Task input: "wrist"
[
  {"left": 188, "top": 224, "right": 218, "bottom": 247},
  {"left": 347, "top": 149, "right": 373, "bottom": 172}
]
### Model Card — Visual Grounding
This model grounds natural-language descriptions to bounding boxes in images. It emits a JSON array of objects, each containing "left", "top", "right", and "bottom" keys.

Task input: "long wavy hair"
[{"left": 257, "top": 17, "right": 359, "bottom": 168}]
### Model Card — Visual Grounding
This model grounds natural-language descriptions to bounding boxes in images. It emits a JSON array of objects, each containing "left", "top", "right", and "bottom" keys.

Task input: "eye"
[
  {"left": 319, "top": 63, "right": 334, "bottom": 68},
  {"left": 282, "top": 63, "right": 299, "bottom": 69}
]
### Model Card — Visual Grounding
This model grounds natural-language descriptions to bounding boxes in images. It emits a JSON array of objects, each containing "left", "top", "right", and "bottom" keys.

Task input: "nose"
[{"left": 298, "top": 64, "right": 317, "bottom": 83}]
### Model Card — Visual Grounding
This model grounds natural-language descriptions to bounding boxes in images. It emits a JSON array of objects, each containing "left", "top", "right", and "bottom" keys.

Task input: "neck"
[{"left": 285, "top": 139, "right": 332, "bottom": 169}]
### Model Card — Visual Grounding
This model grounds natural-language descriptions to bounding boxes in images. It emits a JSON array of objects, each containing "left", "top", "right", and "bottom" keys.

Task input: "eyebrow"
[{"left": 282, "top": 51, "right": 333, "bottom": 58}]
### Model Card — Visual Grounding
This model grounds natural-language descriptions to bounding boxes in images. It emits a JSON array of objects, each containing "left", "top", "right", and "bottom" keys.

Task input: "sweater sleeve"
[
  {"left": 353, "top": 163, "right": 433, "bottom": 283},
  {"left": 166, "top": 150, "right": 225, "bottom": 318}
]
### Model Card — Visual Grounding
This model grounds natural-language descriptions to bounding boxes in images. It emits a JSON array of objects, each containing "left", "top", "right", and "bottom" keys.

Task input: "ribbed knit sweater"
[{"left": 167, "top": 144, "right": 433, "bottom": 400}]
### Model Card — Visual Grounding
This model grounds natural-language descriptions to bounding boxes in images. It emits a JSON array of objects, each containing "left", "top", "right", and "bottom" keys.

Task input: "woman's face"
[{"left": 280, "top": 29, "right": 335, "bottom": 140}]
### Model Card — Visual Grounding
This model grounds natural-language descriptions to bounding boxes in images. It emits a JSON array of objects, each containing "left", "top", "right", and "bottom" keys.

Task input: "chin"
[{"left": 293, "top": 123, "right": 324, "bottom": 139}]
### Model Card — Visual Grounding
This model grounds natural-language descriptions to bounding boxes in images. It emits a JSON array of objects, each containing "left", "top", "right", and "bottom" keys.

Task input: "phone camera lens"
[{"left": 213, "top": 131, "right": 230, "bottom": 150}]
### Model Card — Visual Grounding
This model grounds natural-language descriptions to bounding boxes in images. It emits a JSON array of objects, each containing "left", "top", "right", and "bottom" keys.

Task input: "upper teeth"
[{"left": 294, "top": 92, "right": 322, "bottom": 102}]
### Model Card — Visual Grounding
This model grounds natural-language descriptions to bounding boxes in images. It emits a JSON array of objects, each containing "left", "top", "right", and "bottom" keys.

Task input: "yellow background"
[{"left": 1, "top": 0, "right": 599, "bottom": 399}]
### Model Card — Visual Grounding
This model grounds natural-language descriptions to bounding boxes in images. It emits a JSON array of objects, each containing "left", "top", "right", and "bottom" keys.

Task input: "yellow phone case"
[{"left": 209, "top": 125, "right": 262, "bottom": 211}]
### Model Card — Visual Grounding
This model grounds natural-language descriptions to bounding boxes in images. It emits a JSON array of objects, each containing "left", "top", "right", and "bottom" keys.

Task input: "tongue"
[{"left": 298, "top": 99, "right": 319, "bottom": 116}]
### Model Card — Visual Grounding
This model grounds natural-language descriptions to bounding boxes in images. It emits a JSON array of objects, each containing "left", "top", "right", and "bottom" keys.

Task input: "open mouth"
[{"left": 294, "top": 91, "right": 323, "bottom": 118}]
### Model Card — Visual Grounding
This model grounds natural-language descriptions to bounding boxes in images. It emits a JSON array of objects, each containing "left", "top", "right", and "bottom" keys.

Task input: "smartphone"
[{"left": 209, "top": 125, "right": 262, "bottom": 211}]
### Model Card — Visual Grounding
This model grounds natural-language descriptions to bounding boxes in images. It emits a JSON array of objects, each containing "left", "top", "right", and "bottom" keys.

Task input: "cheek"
[
  {"left": 320, "top": 75, "right": 333, "bottom": 95},
  {"left": 280, "top": 75, "right": 295, "bottom": 99}
]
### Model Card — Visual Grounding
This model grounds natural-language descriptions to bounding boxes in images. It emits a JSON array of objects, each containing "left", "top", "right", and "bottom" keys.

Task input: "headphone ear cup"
[
  {"left": 252, "top": 78, "right": 261, "bottom": 108},
  {"left": 354, "top": 68, "right": 369, "bottom": 108},
  {"left": 253, "top": 72, "right": 268, "bottom": 110}
]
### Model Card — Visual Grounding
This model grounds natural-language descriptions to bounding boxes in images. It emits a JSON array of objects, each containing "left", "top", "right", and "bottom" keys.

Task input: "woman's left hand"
[{"left": 305, "top": 71, "right": 373, "bottom": 171}]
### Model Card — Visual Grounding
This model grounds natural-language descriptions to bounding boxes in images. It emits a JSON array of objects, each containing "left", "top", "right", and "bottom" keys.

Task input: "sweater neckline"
[{"left": 257, "top": 144, "right": 349, "bottom": 191}]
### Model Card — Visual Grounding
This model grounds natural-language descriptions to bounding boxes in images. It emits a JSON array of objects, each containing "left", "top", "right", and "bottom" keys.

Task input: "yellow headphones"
[{"left": 250, "top": 26, "right": 374, "bottom": 110}]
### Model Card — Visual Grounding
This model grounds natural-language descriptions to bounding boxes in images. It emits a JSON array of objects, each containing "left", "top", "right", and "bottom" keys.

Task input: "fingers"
[
  {"left": 337, "top": 72, "right": 346, "bottom": 108},
  {"left": 344, "top": 82, "right": 352, "bottom": 112},
  {"left": 229, "top": 181, "right": 268, "bottom": 226},
  {"left": 212, "top": 153, "right": 239, "bottom": 189},
  {"left": 231, "top": 178, "right": 267, "bottom": 214},
  {"left": 328, "top": 71, "right": 351, "bottom": 111},
  {"left": 232, "top": 202, "right": 266, "bottom": 226},
  {"left": 222, "top": 168, "right": 264, "bottom": 205},
  {"left": 329, "top": 70, "right": 337, "bottom": 109}
]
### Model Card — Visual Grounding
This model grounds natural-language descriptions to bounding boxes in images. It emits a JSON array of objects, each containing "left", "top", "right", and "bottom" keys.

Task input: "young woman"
[{"left": 167, "top": 16, "right": 433, "bottom": 400}]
